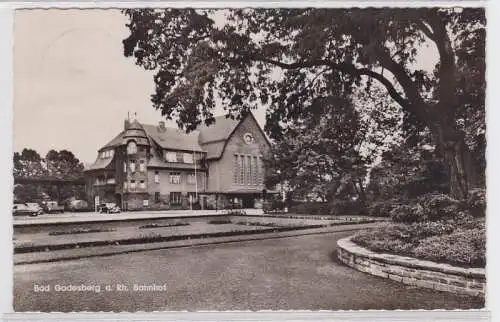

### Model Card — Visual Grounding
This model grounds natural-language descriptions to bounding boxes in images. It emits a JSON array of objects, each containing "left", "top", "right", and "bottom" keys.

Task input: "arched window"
[{"left": 127, "top": 141, "right": 137, "bottom": 155}]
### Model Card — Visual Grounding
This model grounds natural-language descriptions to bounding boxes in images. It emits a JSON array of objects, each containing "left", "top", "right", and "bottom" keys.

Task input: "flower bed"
[
  {"left": 352, "top": 191, "right": 486, "bottom": 268},
  {"left": 138, "top": 221, "right": 189, "bottom": 229},
  {"left": 351, "top": 219, "right": 485, "bottom": 268},
  {"left": 48, "top": 227, "right": 116, "bottom": 236}
]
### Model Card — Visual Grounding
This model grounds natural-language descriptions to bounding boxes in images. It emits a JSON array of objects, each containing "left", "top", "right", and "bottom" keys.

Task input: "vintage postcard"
[{"left": 11, "top": 6, "right": 487, "bottom": 314}]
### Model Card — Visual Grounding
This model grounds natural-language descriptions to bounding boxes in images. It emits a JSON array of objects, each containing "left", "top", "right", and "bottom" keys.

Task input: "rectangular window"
[
  {"left": 154, "top": 171, "right": 159, "bottom": 183},
  {"left": 169, "top": 172, "right": 181, "bottom": 184},
  {"left": 155, "top": 192, "right": 160, "bottom": 202},
  {"left": 187, "top": 173, "right": 196, "bottom": 184},
  {"left": 247, "top": 155, "right": 252, "bottom": 185},
  {"left": 165, "top": 151, "right": 177, "bottom": 162},
  {"left": 258, "top": 157, "right": 263, "bottom": 184},
  {"left": 143, "top": 199, "right": 149, "bottom": 206},
  {"left": 107, "top": 177, "right": 115, "bottom": 184},
  {"left": 253, "top": 156, "right": 258, "bottom": 185},
  {"left": 139, "top": 180, "right": 146, "bottom": 189},
  {"left": 123, "top": 162, "right": 127, "bottom": 173},
  {"left": 130, "top": 180, "right": 136, "bottom": 189},
  {"left": 130, "top": 161, "right": 136, "bottom": 172},
  {"left": 183, "top": 153, "right": 194, "bottom": 164},
  {"left": 139, "top": 160, "right": 145, "bottom": 172},
  {"left": 123, "top": 181, "right": 127, "bottom": 190},
  {"left": 170, "top": 192, "right": 182, "bottom": 205},
  {"left": 176, "top": 152, "right": 183, "bottom": 163},
  {"left": 233, "top": 155, "right": 239, "bottom": 184},
  {"left": 239, "top": 155, "right": 244, "bottom": 184}
]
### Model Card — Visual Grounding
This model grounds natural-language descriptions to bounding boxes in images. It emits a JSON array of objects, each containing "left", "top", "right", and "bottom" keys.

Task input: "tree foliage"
[
  {"left": 13, "top": 148, "right": 86, "bottom": 202},
  {"left": 13, "top": 148, "right": 84, "bottom": 180},
  {"left": 123, "top": 7, "right": 486, "bottom": 199},
  {"left": 367, "top": 141, "right": 449, "bottom": 202}
]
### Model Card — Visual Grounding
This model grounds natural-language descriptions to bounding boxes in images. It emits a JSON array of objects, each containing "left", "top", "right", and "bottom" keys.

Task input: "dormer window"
[
  {"left": 165, "top": 151, "right": 177, "bottom": 163},
  {"left": 100, "top": 149, "right": 114, "bottom": 159},
  {"left": 183, "top": 153, "right": 194, "bottom": 164},
  {"left": 127, "top": 141, "right": 137, "bottom": 155}
]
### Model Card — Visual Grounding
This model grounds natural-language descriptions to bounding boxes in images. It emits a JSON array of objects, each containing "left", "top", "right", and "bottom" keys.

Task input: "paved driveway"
[{"left": 13, "top": 231, "right": 484, "bottom": 312}]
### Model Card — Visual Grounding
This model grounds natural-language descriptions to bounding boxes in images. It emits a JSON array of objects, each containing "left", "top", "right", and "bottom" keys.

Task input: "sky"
[{"left": 13, "top": 9, "right": 267, "bottom": 164}]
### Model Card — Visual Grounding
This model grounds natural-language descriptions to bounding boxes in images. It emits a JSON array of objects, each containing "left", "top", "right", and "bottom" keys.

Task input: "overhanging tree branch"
[{"left": 240, "top": 53, "right": 414, "bottom": 113}]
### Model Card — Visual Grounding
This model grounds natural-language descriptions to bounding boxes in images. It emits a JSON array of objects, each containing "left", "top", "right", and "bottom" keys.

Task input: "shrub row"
[
  {"left": 388, "top": 190, "right": 486, "bottom": 224},
  {"left": 287, "top": 201, "right": 367, "bottom": 216},
  {"left": 351, "top": 218, "right": 486, "bottom": 267}
]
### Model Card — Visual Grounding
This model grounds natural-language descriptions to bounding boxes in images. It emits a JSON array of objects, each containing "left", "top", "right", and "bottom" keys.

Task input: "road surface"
[{"left": 13, "top": 231, "right": 484, "bottom": 311}]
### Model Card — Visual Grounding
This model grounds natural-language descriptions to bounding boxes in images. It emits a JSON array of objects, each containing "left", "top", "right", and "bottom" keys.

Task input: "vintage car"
[
  {"left": 66, "top": 199, "right": 90, "bottom": 212},
  {"left": 13, "top": 203, "right": 43, "bottom": 216},
  {"left": 97, "top": 203, "right": 121, "bottom": 214},
  {"left": 41, "top": 201, "right": 65, "bottom": 214}
]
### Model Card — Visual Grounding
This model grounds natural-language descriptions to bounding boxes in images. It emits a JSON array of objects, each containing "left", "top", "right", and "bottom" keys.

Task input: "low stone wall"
[{"left": 337, "top": 236, "right": 485, "bottom": 297}]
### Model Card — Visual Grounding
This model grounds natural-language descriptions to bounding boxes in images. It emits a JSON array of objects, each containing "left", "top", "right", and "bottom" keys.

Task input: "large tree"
[
  {"left": 45, "top": 149, "right": 85, "bottom": 180},
  {"left": 123, "top": 8, "right": 485, "bottom": 199},
  {"left": 264, "top": 93, "right": 400, "bottom": 203}
]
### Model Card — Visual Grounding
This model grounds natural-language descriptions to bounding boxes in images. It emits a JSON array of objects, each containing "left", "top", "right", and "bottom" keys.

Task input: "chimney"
[
  {"left": 124, "top": 119, "right": 130, "bottom": 130},
  {"left": 158, "top": 121, "right": 166, "bottom": 132}
]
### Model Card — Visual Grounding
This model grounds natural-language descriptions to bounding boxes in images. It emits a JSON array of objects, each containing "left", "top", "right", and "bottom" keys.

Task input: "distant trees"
[
  {"left": 12, "top": 148, "right": 85, "bottom": 203},
  {"left": 13, "top": 148, "right": 84, "bottom": 180}
]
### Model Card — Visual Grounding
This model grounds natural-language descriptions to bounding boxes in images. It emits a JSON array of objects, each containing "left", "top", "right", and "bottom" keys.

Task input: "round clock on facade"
[{"left": 243, "top": 133, "right": 255, "bottom": 144}]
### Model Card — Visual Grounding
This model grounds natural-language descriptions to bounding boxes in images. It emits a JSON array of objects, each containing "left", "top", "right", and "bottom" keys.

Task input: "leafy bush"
[
  {"left": 288, "top": 202, "right": 330, "bottom": 216},
  {"left": 416, "top": 193, "right": 465, "bottom": 221},
  {"left": 352, "top": 219, "right": 485, "bottom": 267},
  {"left": 459, "top": 217, "right": 485, "bottom": 230},
  {"left": 235, "top": 221, "right": 280, "bottom": 227},
  {"left": 390, "top": 203, "right": 427, "bottom": 223},
  {"left": 48, "top": 227, "right": 116, "bottom": 236},
  {"left": 138, "top": 221, "right": 189, "bottom": 229},
  {"left": 368, "top": 201, "right": 400, "bottom": 217},
  {"left": 468, "top": 188, "right": 486, "bottom": 217},
  {"left": 208, "top": 217, "right": 232, "bottom": 224},
  {"left": 409, "top": 221, "right": 456, "bottom": 239},
  {"left": 330, "top": 200, "right": 367, "bottom": 216},
  {"left": 412, "top": 228, "right": 486, "bottom": 267},
  {"left": 263, "top": 200, "right": 285, "bottom": 213},
  {"left": 352, "top": 225, "right": 415, "bottom": 253}
]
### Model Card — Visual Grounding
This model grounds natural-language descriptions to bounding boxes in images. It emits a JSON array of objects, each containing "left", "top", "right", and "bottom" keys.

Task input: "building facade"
[{"left": 84, "top": 113, "right": 272, "bottom": 210}]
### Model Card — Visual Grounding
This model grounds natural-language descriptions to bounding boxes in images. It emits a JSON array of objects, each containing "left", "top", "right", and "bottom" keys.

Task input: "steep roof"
[
  {"left": 95, "top": 113, "right": 263, "bottom": 159},
  {"left": 198, "top": 115, "right": 240, "bottom": 144},
  {"left": 142, "top": 125, "right": 203, "bottom": 152},
  {"left": 100, "top": 131, "right": 125, "bottom": 150},
  {"left": 84, "top": 156, "right": 114, "bottom": 171}
]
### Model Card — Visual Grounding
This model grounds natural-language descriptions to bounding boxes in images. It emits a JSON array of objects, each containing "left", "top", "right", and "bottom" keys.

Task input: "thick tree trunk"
[
  {"left": 353, "top": 179, "right": 366, "bottom": 204},
  {"left": 443, "top": 141, "right": 469, "bottom": 200},
  {"left": 432, "top": 124, "right": 473, "bottom": 200}
]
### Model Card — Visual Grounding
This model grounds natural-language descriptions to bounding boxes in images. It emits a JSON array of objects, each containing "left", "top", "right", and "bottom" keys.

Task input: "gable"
[
  {"left": 221, "top": 113, "right": 271, "bottom": 158},
  {"left": 198, "top": 115, "right": 240, "bottom": 144}
]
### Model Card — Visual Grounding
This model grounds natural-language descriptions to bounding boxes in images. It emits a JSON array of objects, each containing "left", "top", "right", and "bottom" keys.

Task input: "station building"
[{"left": 84, "top": 113, "right": 272, "bottom": 210}]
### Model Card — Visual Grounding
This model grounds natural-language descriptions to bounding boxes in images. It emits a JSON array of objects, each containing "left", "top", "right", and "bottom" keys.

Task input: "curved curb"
[{"left": 337, "top": 236, "right": 485, "bottom": 297}]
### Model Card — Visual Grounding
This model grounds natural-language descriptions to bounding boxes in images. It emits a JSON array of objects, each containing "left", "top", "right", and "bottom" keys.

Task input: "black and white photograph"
[{"left": 11, "top": 6, "right": 487, "bottom": 313}]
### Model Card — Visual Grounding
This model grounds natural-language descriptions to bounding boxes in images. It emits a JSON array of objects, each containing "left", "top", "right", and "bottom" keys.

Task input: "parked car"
[
  {"left": 41, "top": 201, "right": 65, "bottom": 214},
  {"left": 97, "top": 203, "right": 121, "bottom": 214},
  {"left": 66, "top": 199, "right": 90, "bottom": 212},
  {"left": 13, "top": 203, "right": 43, "bottom": 216}
]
